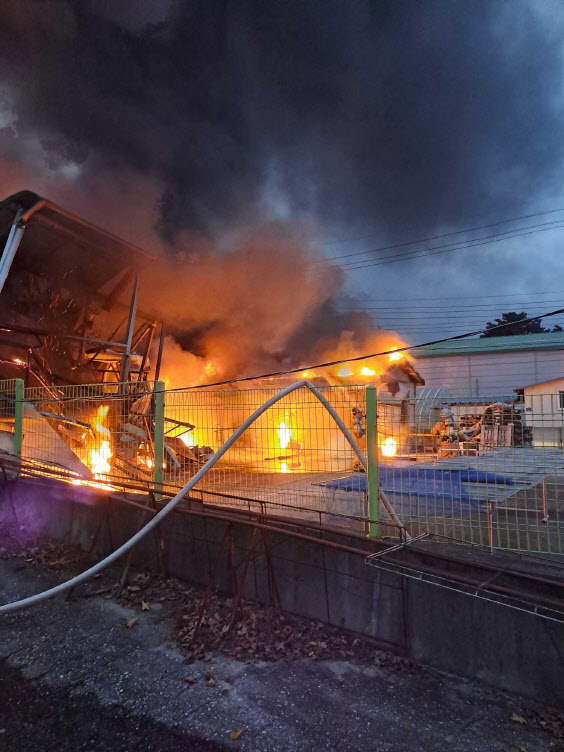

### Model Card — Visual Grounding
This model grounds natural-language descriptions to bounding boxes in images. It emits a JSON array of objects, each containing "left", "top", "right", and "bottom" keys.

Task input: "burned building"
[{"left": 0, "top": 190, "right": 159, "bottom": 388}]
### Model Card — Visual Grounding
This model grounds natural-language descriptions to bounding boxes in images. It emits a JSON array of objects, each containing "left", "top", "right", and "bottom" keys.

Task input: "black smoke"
[{"left": 0, "top": 0, "right": 561, "bottom": 243}]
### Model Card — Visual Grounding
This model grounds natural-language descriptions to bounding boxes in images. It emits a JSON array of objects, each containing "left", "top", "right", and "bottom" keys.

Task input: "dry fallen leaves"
[
  {"left": 206, "top": 677, "right": 216, "bottom": 687},
  {"left": 126, "top": 615, "right": 140, "bottom": 629},
  {"left": 229, "top": 729, "right": 243, "bottom": 740},
  {"left": 518, "top": 746, "right": 527, "bottom": 752},
  {"left": 141, "top": 601, "right": 150, "bottom": 611},
  {"left": 511, "top": 713, "right": 526, "bottom": 725}
]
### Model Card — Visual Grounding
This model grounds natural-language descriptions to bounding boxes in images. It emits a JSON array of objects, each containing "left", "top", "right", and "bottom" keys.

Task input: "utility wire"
[
  {"left": 166, "top": 306, "right": 564, "bottom": 391},
  {"left": 308, "top": 207, "right": 564, "bottom": 262},
  {"left": 312, "top": 221, "right": 564, "bottom": 273},
  {"left": 337, "top": 299, "right": 564, "bottom": 310},
  {"left": 336, "top": 290, "right": 564, "bottom": 302},
  {"left": 321, "top": 218, "right": 564, "bottom": 269},
  {"left": 25, "top": 308, "right": 564, "bottom": 403}
]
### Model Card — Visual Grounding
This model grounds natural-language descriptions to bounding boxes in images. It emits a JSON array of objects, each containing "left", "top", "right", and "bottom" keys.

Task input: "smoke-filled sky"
[{"left": 1, "top": 0, "right": 564, "bottom": 350}]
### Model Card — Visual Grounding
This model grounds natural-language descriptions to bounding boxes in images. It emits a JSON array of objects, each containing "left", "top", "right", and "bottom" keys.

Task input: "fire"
[
  {"left": 380, "top": 437, "right": 398, "bottom": 457},
  {"left": 89, "top": 405, "right": 113, "bottom": 479},
  {"left": 90, "top": 439, "right": 112, "bottom": 477},
  {"left": 277, "top": 420, "right": 292, "bottom": 450},
  {"left": 337, "top": 365, "right": 353, "bottom": 378},
  {"left": 179, "top": 429, "right": 195, "bottom": 447},
  {"left": 12, "top": 357, "right": 25, "bottom": 366},
  {"left": 203, "top": 360, "right": 217, "bottom": 376},
  {"left": 389, "top": 347, "right": 403, "bottom": 362},
  {"left": 360, "top": 366, "right": 376, "bottom": 376}
]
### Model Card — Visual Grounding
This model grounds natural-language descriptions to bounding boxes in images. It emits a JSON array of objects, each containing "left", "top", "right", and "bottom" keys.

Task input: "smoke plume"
[{"left": 0, "top": 1, "right": 562, "bottom": 375}]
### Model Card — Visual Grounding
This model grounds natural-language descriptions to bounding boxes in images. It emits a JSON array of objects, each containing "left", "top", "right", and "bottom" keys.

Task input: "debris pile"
[
  {"left": 115, "top": 571, "right": 413, "bottom": 669},
  {"left": 14, "top": 541, "right": 413, "bottom": 669},
  {"left": 9, "top": 541, "right": 88, "bottom": 572}
]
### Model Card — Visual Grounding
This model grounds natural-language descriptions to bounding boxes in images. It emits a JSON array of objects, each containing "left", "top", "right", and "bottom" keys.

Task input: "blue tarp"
[{"left": 321, "top": 466, "right": 514, "bottom": 518}]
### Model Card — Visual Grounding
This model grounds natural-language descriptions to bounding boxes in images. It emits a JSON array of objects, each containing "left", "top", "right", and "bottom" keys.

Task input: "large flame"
[
  {"left": 389, "top": 347, "right": 403, "bottom": 362},
  {"left": 71, "top": 404, "right": 115, "bottom": 489},
  {"left": 380, "top": 437, "right": 398, "bottom": 457},
  {"left": 360, "top": 365, "right": 376, "bottom": 376},
  {"left": 89, "top": 405, "right": 113, "bottom": 479},
  {"left": 277, "top": 420, "right": 292, "bottom": 450}
]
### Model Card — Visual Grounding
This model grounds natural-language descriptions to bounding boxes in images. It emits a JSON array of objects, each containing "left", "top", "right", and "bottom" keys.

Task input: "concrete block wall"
[{"left": 1, "top": 478, "right": 563, "bottom": 705}]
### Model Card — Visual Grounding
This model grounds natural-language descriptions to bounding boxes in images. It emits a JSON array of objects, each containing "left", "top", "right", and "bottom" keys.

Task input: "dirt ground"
[{"left": 1, "top": 545, "right": 563, "bottom": 752}]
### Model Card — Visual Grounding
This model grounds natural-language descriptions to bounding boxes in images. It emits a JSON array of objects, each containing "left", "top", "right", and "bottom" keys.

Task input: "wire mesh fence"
[
  {"left": 20, "top": 381, "right": 156, "bottom": 486},
  {"left": 0, "top": 378, "right": 563, "bottom": 556},
  {"left": 162, "top": 384, "right": 370, "bottom": 528},
  {"left": 0, "top": 378, "right": 19, "bottom": 458},
  {"left": 364, "top": 392, "right": 564, "bottom": 555}
]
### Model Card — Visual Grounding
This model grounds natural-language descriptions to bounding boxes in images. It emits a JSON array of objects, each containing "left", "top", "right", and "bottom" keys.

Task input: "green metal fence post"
[
  {"left": 153, "top": 380, "right": 165, "bottom": 495},
  {"left": 13, "top": 378, "right": 24, "bottom": 458},
  {"left": 365, "top": 385, "right": 380, "bottom": 538}
]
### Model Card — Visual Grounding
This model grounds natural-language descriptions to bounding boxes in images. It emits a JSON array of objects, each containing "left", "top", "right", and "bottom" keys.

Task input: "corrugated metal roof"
[{"left": 411, "top": 332, "right": 564, "bottom": 358}]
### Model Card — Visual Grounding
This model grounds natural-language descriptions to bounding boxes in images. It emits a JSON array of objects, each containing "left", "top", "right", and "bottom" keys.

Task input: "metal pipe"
[
  {"left": 0, "top": 209, "right": 24, "bottom": 295},
  {"left": 154, "top": 323, "right": 165, "bottom": 382},
  {"left": 0, "top": 323, "right": 127, "bottom": 348},
  {"left": 118, "top": 274, "right": 140, "bottom": 383},
  {"left": 366, "top": 385, "right": 380, "bottom": 537}
]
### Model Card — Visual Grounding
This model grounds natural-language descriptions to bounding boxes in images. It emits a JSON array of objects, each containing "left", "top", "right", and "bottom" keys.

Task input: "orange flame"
[
  {"left": 89, "top": 405, "right": 113, "bottom": 479},
  {"left": 360, "top": 366, "right": 376, "bottom": 376}
]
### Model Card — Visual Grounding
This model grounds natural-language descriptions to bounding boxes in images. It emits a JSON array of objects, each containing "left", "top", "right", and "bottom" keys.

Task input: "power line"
[
  {"left": 308, "top": 207, "right": 564, "bottom": 262},
  {"left": 312, "top": 221, "right": 564, "bottom": 273},
  {"left": 337, "top": 299, "right": 564, "bottom": 310},
  {"left": 27, "top": 308, "right": 564, "bottom": 402},
  {"left": 310, "top": 218, "right": 564, "bottom": 269},
  {"left": 335, "top": 290, "right": 564, "bottom": 302},
  {"left": 172, "top": 306, "right": 564, "bottom": 390},
  {"left": 340, "top": 312, "right": 563, "bottom": 320}
]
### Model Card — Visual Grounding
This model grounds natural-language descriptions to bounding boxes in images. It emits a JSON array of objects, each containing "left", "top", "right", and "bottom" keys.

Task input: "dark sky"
[{"left": 1, "top": 0, "right": 563, "bottom": 341}]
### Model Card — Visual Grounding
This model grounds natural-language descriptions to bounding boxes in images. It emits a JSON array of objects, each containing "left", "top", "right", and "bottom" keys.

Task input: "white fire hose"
[{"left": 0, "top": 380, "right": 405, "bottom": 614}]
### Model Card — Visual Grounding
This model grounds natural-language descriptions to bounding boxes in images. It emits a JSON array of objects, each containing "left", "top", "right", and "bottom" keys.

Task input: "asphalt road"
[{"left": 1, "top": 559, "right": 560, "bottom": 752}]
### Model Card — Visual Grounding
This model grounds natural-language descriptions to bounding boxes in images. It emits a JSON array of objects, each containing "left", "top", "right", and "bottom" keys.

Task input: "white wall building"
[
  {"left": 411, "top": 332, "right": 564, "bottom": 398},
  {"left": 523, "top": 376, "right": 564, "bottom": 447}
]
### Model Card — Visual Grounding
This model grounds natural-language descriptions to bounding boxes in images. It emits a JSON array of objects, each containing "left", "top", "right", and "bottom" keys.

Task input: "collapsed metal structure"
[{"left": 0, "top": 190, "right": 161, "bottom": 387}]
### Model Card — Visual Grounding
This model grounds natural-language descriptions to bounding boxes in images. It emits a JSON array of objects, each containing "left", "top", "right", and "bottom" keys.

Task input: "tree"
[{"left": 480, "top": 311, "right": 561, "bottom": 337}]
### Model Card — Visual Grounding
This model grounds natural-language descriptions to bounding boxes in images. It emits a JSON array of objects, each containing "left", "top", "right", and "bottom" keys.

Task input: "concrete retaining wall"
[{"left": 1, "top": 478, "right": 563, "bottom": 704}]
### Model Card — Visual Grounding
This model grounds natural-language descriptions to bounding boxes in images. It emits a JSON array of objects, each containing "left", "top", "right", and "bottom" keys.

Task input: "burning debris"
[{"left": 0, "top": 189, "right": 425, "bottom": 489}]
